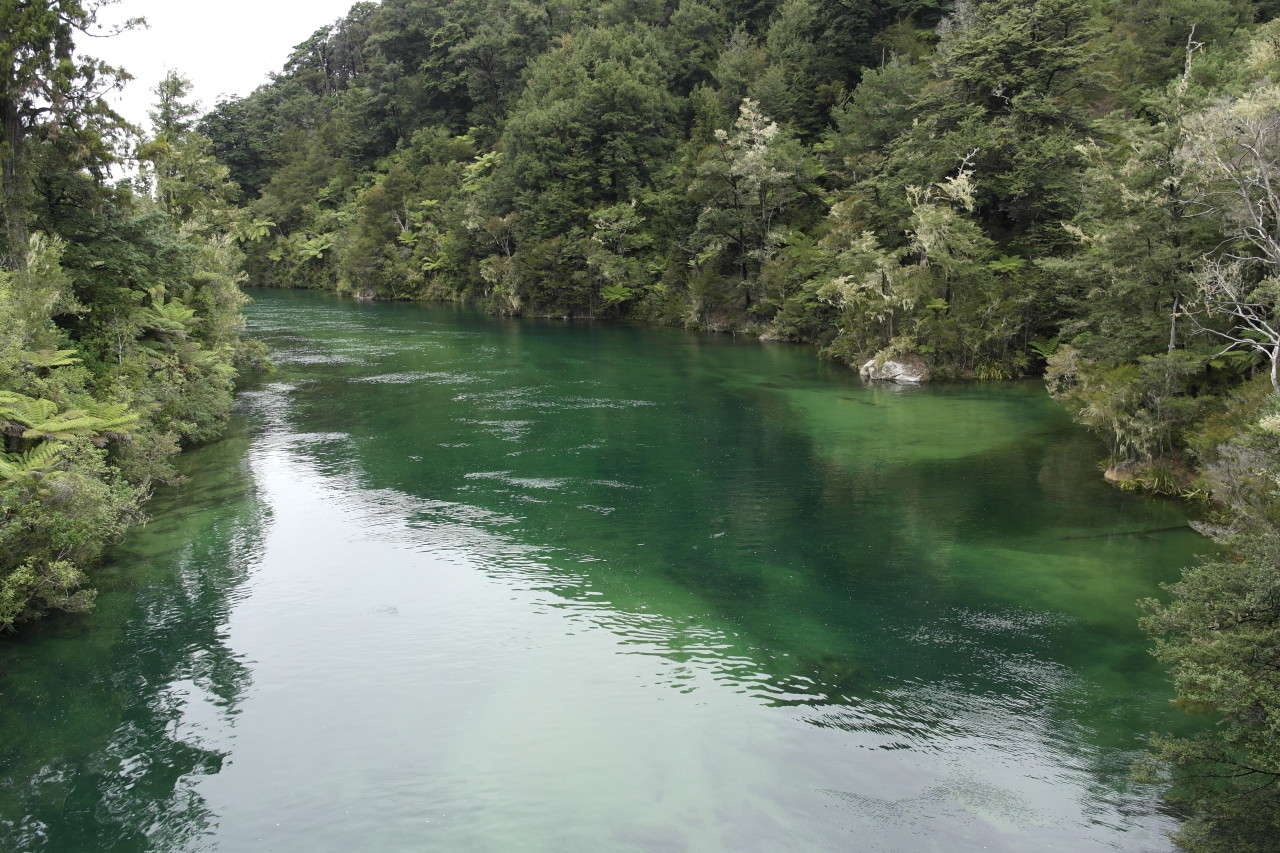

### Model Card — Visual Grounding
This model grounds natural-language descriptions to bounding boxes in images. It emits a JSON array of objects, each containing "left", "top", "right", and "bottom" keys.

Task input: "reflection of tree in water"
[
  {"left": 225, "top": 292, "right": 1202, "bottom": 847},
  {"left": 0, "top": 435, "right": 267, "bottom": 852}
]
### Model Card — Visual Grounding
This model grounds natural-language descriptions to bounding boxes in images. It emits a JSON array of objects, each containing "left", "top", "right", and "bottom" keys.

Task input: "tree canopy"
[{"left": 0, "top": 14, "right": 257, "bottom": 632}]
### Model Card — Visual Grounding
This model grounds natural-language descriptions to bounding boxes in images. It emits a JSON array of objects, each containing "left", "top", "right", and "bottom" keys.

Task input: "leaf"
[
  {"left": 1028, "top": 336, "right": 1060, "bottom": 360},
  {"left": 0, "top": 393, "right": 58, "bottom": 430},
  {"left": 987, "top": 254, "right": 1027, "bottom": 274},
  {"left": 0, "top": 392, "right": 138, "bottom": 441},
  {"left": 0, "top": 442, "right": 65, "bottom": 482},
  {"left": 19, "top": 349, "right": 81, "bottom": 369},
  {"left": 141, "top": 297, "right": 197, "bottom": 337},
  {"left": 86, "top": 402, "right": 140, "bottom": 435},
  {"left": 601, "top": 283, "right": 634, "bottom": 306}
]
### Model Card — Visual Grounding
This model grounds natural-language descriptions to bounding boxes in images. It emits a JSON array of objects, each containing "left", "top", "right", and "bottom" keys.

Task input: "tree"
[
  {"left": 1140, "top": 400, "right": 1280, "bottom": 852},
  {"left": 1103, "top": 0, "right": 1252, "bottom": 97},
  {"left": 814, "top": 224, "right": 906, "bottom": 360},
  {"left": 138, "top": 72, "right": 241, "bottom": 228},
  {"left": 498, "top": 24, "right": 682, "bottom": 240},
  {"left": 1046, "top": 346, "right": 1207, "bottom": 474},
  {"left": 148, "top": 68, "right": 198, "bottom": 137},
  {"left": 1179, "top": 82, "right": 1280, "bottom": 392},
  {"left": 585, "top": 200, "right": 651, "bottom": 311},
  {"left": 1195, "top": 259, "right": 1280, "bottom": 392},
  {"left": 1050, "top": 88, "right": 1219, "bottom": 364},
  {"left": 0, "top": 0, "right": 133, "bottom": 263},
  {"left": 852, "top": 0, "right": 1098, "bottom": 253},
  {"left": 690, "top": 98, "right": 818, "bottom": 308}
]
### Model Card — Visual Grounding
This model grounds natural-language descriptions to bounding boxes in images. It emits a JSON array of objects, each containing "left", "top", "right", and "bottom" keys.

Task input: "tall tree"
[
  {"left": 690, "top": 98, "right": 818, "bottom": 307},
  {"left": 1180, "top": 80, "right": 1280, "bottom": 392},
  {"left": 498, "top": 24, "right": 681, "bottom": 238},
  {"left": 0, "top": 0, "right": 132, "bottom": 263},
  {"left": 1141, "top": 400, "right": 1280, "bottom": 852}
]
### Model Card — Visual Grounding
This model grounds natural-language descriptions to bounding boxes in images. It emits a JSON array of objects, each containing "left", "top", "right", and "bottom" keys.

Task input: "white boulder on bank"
[{"left": 859, "top": 352, "right": 931, "bottom": 384}]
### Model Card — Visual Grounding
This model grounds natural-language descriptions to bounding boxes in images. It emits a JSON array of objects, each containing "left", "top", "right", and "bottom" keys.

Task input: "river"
[{"left": 0, "top": 288, "right": 1209, "bottom": 852}]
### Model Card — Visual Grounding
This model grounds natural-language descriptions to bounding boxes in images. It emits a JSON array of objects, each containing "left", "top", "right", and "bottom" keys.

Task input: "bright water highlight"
[{"left": 0, "top": 289, "right": 1209, "bottom": 851}]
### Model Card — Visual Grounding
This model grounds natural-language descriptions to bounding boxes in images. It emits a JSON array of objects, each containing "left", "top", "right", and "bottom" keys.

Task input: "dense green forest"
[
  {"left": 0, "top": 6, "right": 258, "bottom": 626},
  {"left": 201, "top": 0, "right": 1280, "bottom": 482},
  {"left": 4, "top": 0, "right": 1280, "bottom": 849}
]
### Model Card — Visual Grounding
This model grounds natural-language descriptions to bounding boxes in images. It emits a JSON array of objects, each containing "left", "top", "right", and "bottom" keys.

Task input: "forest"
[
  {"left": 0, "top": 5, "right": 259, "bottom": 625},
  {"left": 3, "top": 0, "right": 1280, "bottom": 850}
]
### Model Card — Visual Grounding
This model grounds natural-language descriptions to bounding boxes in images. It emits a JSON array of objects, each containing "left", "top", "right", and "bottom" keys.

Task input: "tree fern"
[
  {"left": 1029, "top": 336, "right": 1060, "bottom": 360},
  {"left": 0, "top": 393, "right": 59, "bottom": 431},
  {"left": 20, "top": 410, "right": 108, "bottom": 441},
  {"left": 140, "top": 296, "right": 197, "bottom": 339},
  {"left": 19, "top": 349, "right": 81, "bottom": 369},
  {"left": 85, "top": 402, "right": 140, "bottom": 436},
  {"left": 0, "top": 392, "right": 139, "bottom": 442},
  {"left": 0, "top": 442, "right": 65, "bottom": 482},
  {"left": 600, "top": 282, "right": 634, "bottom": 306}
]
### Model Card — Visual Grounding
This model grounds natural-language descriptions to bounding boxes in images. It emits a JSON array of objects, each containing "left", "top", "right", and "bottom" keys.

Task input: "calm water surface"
[{"left": 0, "top": 289, "right": 1209, "bottom": 851}]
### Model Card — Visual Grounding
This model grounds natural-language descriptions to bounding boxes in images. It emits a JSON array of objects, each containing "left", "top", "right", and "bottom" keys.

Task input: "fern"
[
  {"left": 0, "top": 393, "right": 58, "bottom": 430},
  {"left": 1028, "top": 336, "right": 1061, "bottom": 360},
  {"left": 21, "top": 409, "right": 104, "bottom": 440},
  {"left": 141, "top": 297, "right": 196, "bottom": 337},
  {"left": 0, "top": 392, "right": 138, "bottom": 441},
  {"left": 0, "top": 442, "right": 65, "bottom": 482},
  {"left": 20, "top": 349, "right": 81, "bottom": 369},
  {"left": 600, "top": 282, "right": 634, "bottom": 306},
  {"left": 987, "top": 254, "right": 1027, "bottom": 274},
  {"left": 85, "top": 402, "right": 140, "bottom": 435}
]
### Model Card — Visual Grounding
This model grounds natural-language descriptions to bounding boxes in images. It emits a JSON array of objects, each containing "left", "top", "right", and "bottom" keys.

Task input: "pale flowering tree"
[
  {"left": 689, "top": 99, "right": 810, "bottom": 305},
  {"left": 1194, "top": 258, "right": 1280, "bottom": 392},
  {"left": 1180, "top": 83, "right": 1280, "bottom": 392}
]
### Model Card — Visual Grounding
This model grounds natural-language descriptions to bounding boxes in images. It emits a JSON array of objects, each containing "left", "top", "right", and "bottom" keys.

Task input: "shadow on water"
[
  {"left": 0, "top": 289, "right": 1212, "bottom": 851},
  {"left": 258, "top": 291, "right": 1207, "bottom": 760},
  {"left": 227, "top": 292, "right": 1204, "bottom": 852},
  {"left": 0, "top": 420, "right": 268, "bottom": 852}
]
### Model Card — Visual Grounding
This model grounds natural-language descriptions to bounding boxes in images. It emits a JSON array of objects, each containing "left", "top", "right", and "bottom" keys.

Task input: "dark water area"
[{"left": 0, "top": 288, "right": 1210, "bottom": 851}]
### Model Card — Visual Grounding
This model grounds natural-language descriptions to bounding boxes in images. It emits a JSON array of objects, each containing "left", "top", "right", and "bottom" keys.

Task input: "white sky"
[{"left": 92, "top": 0, "right": 361, "bottom": 131}]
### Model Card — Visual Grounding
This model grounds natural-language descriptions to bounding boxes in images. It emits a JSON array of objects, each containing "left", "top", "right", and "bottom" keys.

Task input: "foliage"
[
  {"left": 1047, "top": 347, "right": 1209, "bottom": 465},
  {"left": 1140, "top": 399, "right": 1280, "bottom": 852},
  {"left": 1176, "top": 78, "right": 1280, "bottom": 392},
  {"left": 0, "top": 440, "right": 136, "bottom": 628},
  {"left": 0, "top": 44, "right": 254, "bottom": 631},
  {"left": 0, "top": 0, "right": 135, "bottom": 262},
  {"left": 188, "top": 9, "right": 1280, "bottom": 846}
]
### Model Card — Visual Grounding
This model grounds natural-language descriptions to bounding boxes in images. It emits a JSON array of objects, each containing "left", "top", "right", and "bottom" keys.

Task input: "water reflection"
[
  {"left": 223, "top": 291, "right": 1199, "bottom": 850},
  {"left": 0, "top": 290, "right": 1206, "bottom": 852},
  {"left": 0, "top": 428, "right": 267, "bottom": 851}
]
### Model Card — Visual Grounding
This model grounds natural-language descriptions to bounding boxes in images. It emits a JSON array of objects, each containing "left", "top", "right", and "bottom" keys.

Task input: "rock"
[
  {"left": 1103, "top": 460, "right": 1139, "bottom": 486},
  {"left": 1189, "top": 519, "right": 1233, "bottom": 543},
  {"left": 859, "top": 352, "right": 931, "bottom": 384},
  {"left": 757, "top": 328, "right": 795, "bottom": 342}
]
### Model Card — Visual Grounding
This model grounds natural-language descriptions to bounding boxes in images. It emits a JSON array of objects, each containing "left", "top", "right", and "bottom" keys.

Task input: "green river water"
[{"left": 0, "top": 289, "right": 1210, "bottom": 852}]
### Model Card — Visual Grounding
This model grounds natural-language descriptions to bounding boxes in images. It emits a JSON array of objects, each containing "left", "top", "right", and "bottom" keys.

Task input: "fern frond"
[
  {"left": 141, "top": 297, "right": 197, "bottom": 338},
  {"left": 22, "top": 409, "right": 100, "bottom": 440},
  {"left": 10, "top": 398, "right": 138, "bottom": 441},
  {"left": 0, "top": 442, "right": 65, "bottom": 482},
  {"left": 86, "top": 402, "right": 140, "bottom": 434},
  {"left": 0, "top": 394, "right": 59, "bottom": 429},
  {"left": 20, "top": 349, "right": 81, "bottom": 369}
]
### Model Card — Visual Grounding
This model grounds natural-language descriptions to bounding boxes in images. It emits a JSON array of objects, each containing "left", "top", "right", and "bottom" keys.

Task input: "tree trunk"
[{"left": 1, "top": 92, "right": 29, "bottom": 266}]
